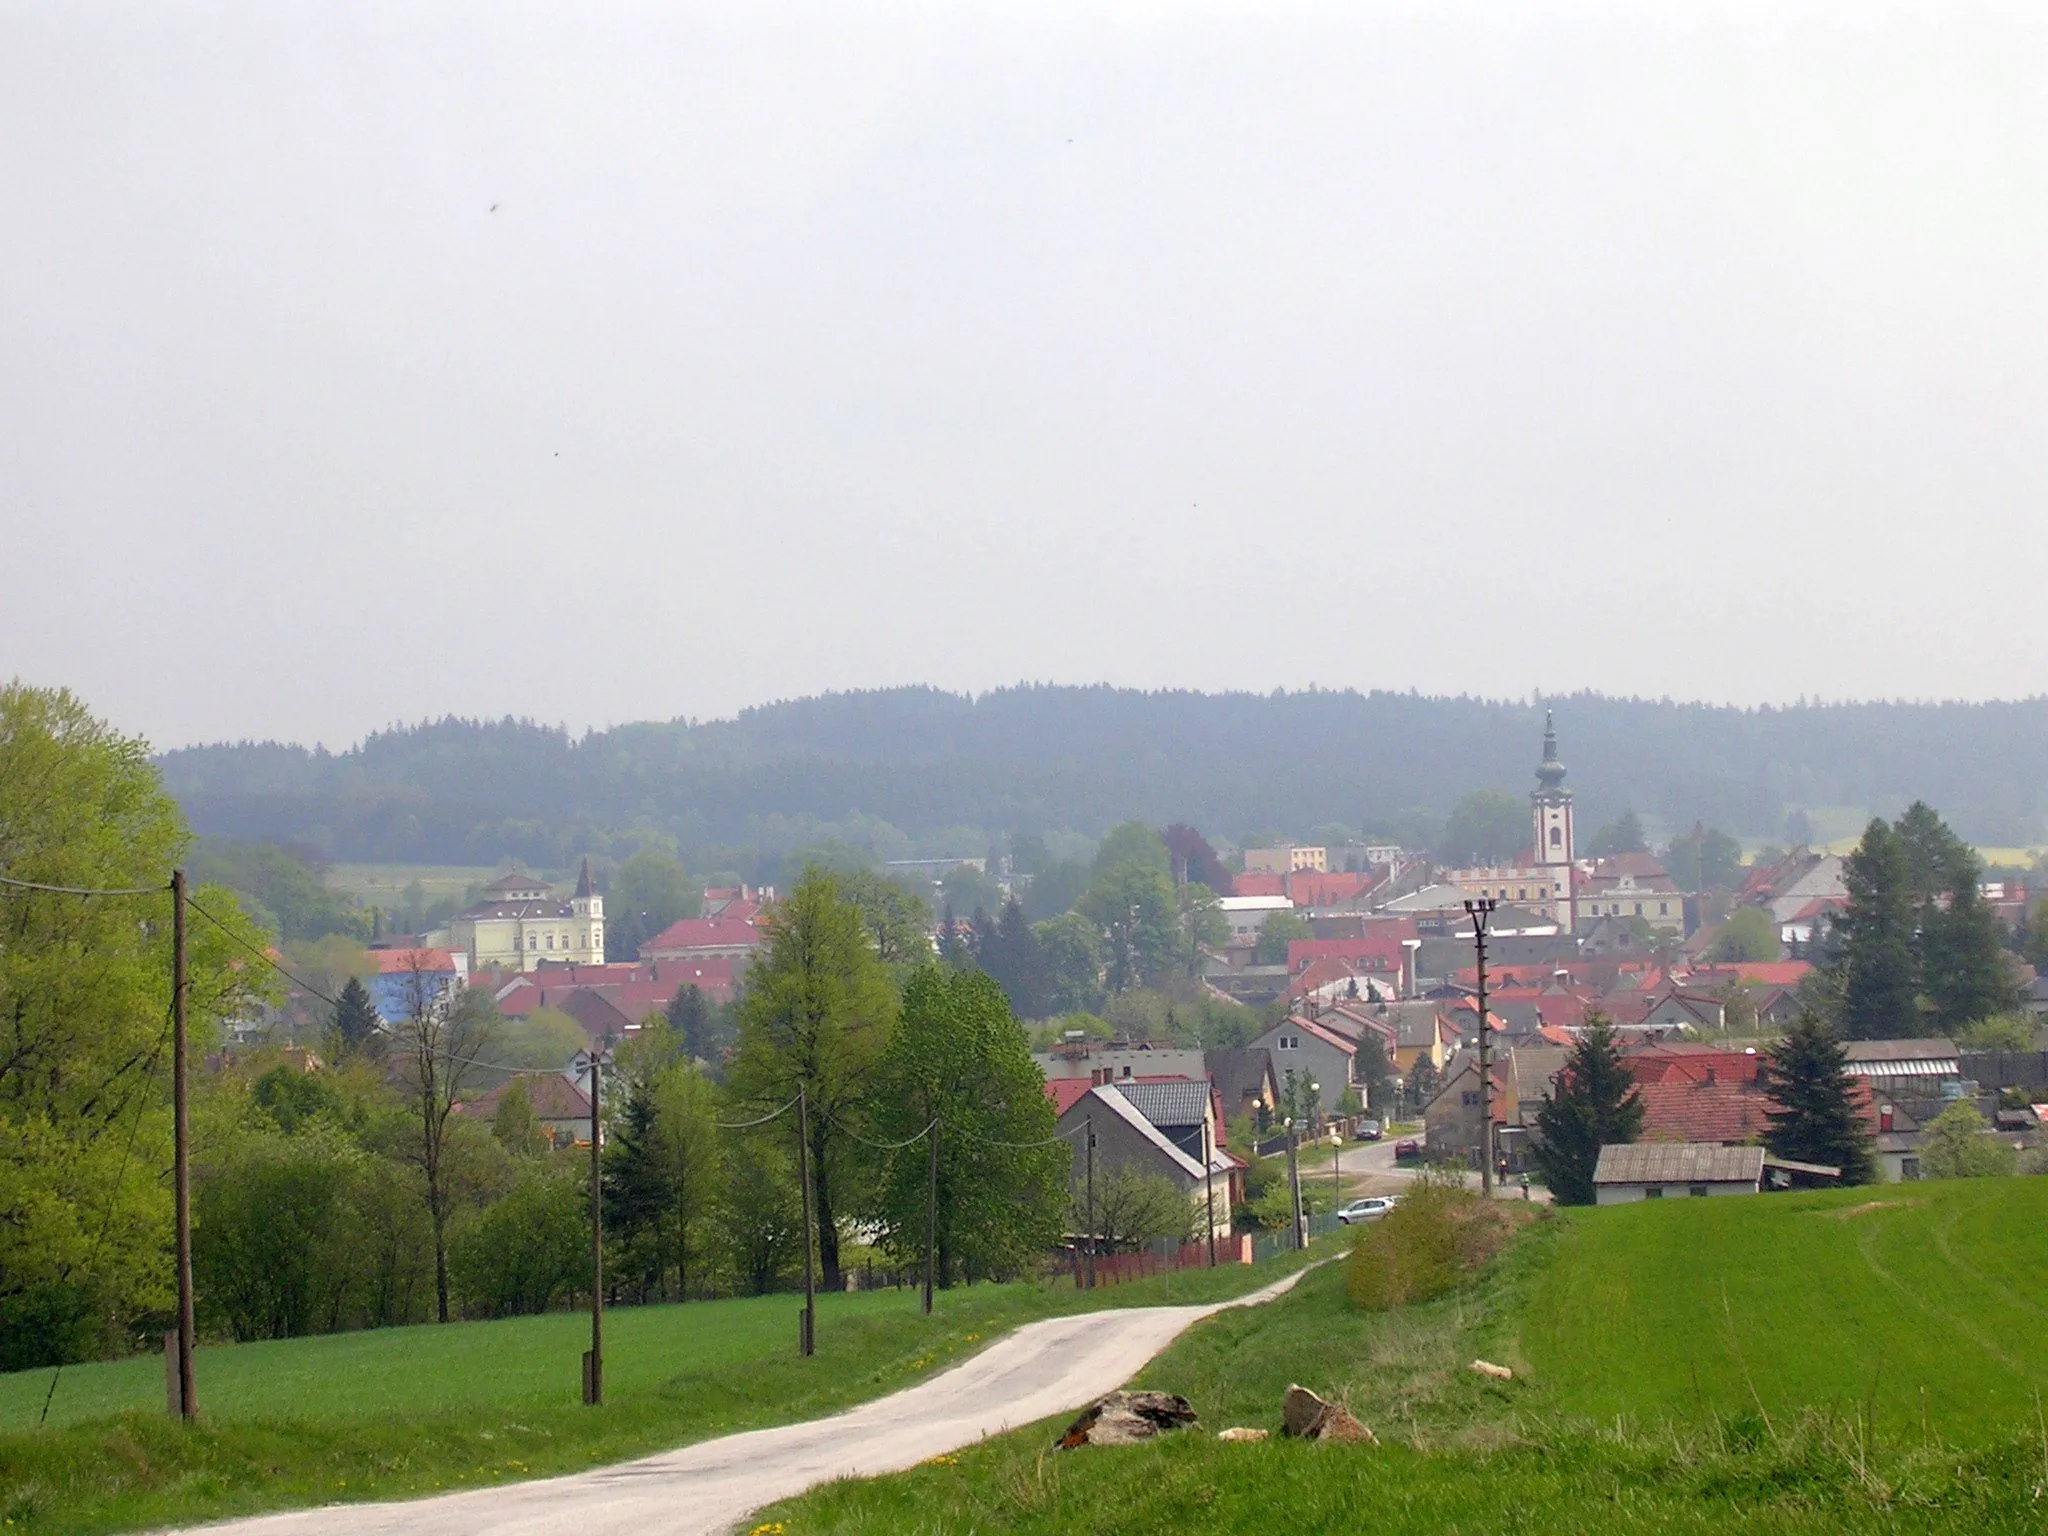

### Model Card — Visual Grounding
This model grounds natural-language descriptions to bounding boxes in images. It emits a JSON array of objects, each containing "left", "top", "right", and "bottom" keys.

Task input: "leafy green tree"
[
  {"left": 493, "top": 1006, "right": 588, "bottom": 1073},
  {"left": 838, "top": 869, "right": 936, "bottom": 968},
  {"left": 728, "top": 868, "right": 895, "bottom": 1288},
  {"left": 448, "top": 1168, "right": 587, "bottom": 1317},
  {"left": 605, "top": 848, "right": 698, "bottom": 960},
  {"left": 1531, "top": 1016, "right": 1645, "bottom": 1205},
  {"left": 1178, "top": 883, "right": 1229, "bottom": 973},
  {"left": 1954, "top": 1013, "right": 2038, "bottom": 1051},
  {"left": 0, "top": 684, "right": 273, "bottom": 1369},
  {"left": 1253, "top": 909, "right": 1315, "bottom": 966},
  {"left": 1092, "top": 821, "right": 1173, "bottom": 881},
  {"left": 1707, "top": 907, "right": 1780, "bottom": 963},
  {"left": 1034, "top": 913, "right": 1105, "bottom": 1011},
  {"left": 1663, "top": 826, "right": 1745, "bottom": 891},
  {"left": 187, "top": 836, "right": 368, "bottom": 943},
  {"left": 1758, "top": 1014, "right": 1875, "bottom": 1183},
  {"left": 865, "top": 969, "right": 1066, "bottom": 1285},
  {"left": 1078, "top": 1166, "right": 1195, "bottom": 1252},
  {"left": 605, "top": 1063, "right": 722, "bottom": 1300},
  {"left": 1439, "top": 791, "right": 1527, "bottom": 865},
  {"left": 1077, "top": 859, "right": 1179, "bottom": 992},
  {"left": 1921, "top": 1101, "right": 2016, "bottom": 1179},
  {"left": 194, "top": 1122, "right": 362, "bottom": 1340},
  {"left": 1355, "top": 1034, "right": 1393, "bottom": 1116},
  {"left": 490, "top": 1078, "right": 549, "bottom": 1156},
  {"left": 939, "top": 864, "right": 1003, "bottom": 922},
  {"left": 329, "top": 975, "right": 384, "bottom": 1062},
  {"left": 717, "top": 1134, "right": 803, "bottom": 1294},
  {"left": 1021, "top": 858, "right": 1090, "bottom": 921},
  {"left": 1833, "top": 819, "right": 1920, "bottom": 1039},
  {"left": 251, "top": 1064, "right": 352, "bottom": 1135},
  {"left": 974, "top": 897, "right": 1050, "bottom": 1018},
  {"left": 1586, "top": 811, "right": 1647, "bottom": 857},
  {"left": 2022, "top": 899, "right": 2048, "bottom": 971}
]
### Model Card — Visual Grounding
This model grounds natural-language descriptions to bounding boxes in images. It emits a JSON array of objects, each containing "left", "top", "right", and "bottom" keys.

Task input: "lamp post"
[
  {"left": 1463, "top": 898, "right": 1498, "bottom": 1199},
  {"left": 1329, "top": 1128, "right": 1342, "bottom": 1215},
  {"left": 1284, "top": 1117, "right": 1304, "bottom": 1250}
]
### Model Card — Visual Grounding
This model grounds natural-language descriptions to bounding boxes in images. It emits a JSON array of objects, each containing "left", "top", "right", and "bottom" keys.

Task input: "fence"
[{"left": 1075, "top": 1234, "right": 1256, "bottom": 1286}]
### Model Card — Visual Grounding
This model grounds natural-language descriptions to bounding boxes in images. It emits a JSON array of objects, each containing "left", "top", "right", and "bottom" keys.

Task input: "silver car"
[{"left": 1337, "top": 1196, "right": 1399, "bottom": 1225}]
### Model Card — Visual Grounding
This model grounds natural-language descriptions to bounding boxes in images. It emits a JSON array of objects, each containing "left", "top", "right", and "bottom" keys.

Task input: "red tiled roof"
[
  {"left": 1044, "top": 1078, "right": 1096, "bottom": 1116},
  {"left": 1232, "top": 872, "right": 1287, "bottom": 898},
  {"left": 469, "top": 1074, "right": 591, "bottom": 1122},
  {"left": 373, "top": 947, "right": 457, "bottom": 974},
  {"left": 1287, "top": 871, "right": 1373, "bottom": 907},
  {"left": 1684, "top": 961, "right": 1814, "bottom": 989},
  {"left": 643, "top": 911, "right": 764, "bottom": 955},
  {"left": 1287, "top": 937, "right": 1407, "bottom": 975}
]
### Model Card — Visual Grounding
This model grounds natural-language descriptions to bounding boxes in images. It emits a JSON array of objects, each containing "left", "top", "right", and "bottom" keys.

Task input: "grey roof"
[
  {"left": 1592, "top": 1142, "right": 1765, "bottom": 1185},
  {"left": 1843, "top": 1038, "right": 1960, "bottom": 1063},
  {"left": 1205, "top": 1048, "right": 1276, "bottom": 1107},
  {"left": 1112, "top": 1079, "right": 1213, "bottom": 1128}
]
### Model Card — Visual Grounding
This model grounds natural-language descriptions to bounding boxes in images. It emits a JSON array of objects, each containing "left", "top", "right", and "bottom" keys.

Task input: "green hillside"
[{"left": 1525, "top": 1178, "right": 2048, "bottom": 1441}]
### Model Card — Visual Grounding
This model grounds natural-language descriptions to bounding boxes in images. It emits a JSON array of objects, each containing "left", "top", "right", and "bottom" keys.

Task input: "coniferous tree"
[
  {"left": 666, "top": 983, "right": 713, "bottom": 1062},
  {"left": 973, "top": 897, "right": 1050, "bottom": 1019},
  {"left": 1833, "top": 819, "right": 1920, "bottom": 1039},
  {"left": 330, "top": 975, "right": 384, "bottom": 1062},
  {"left": 1531, "top": 1016, "right": 1644, "bottom": 1206},
  {"left": 1757, "top": 1012, "right": 1875, "bottom": 1184}
]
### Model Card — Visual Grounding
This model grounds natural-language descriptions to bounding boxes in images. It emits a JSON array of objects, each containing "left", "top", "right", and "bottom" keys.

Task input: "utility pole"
[
  {"left": 796, "top": 1086, "right": 816, "bottom": 1355},
  {"left": 1203, "top": 1115, "right": 1216, "bottom": 1267},
  {"left": 1286, "top": 1120, "right": 1304, "bottom": 1249},
  {"left": 583, "top": 1047, "right": 604, "bottom": 1405},
  {"left": 922, "top": 1118, "right": 937, "bottom": 1315},
  {"left": 1464, "top": 898, "right": 1498, "bottom": 1199},
  {"left": 170, "top": 869, "right": 196, "bottom": 1422},
  {"left": 1084, "top": 1115, "right": 1096, "bottom": 1290},
  {"left": 1331, "top": 1129, "right": 1341, "bottom": 1214}
]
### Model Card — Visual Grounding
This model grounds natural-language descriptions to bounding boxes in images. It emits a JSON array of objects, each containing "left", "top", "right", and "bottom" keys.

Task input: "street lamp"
[{"left": 1329, "top": 1128, "right": 1342, "bottom": 1216}]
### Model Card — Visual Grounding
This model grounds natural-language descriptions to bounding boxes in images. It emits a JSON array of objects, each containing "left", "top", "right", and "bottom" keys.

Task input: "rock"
[
  {"left": 1281, "top": 1384, "right": 1328, "bottom": 1438},
  {"left": 1468, "top": 1359, "right": 1514, "bottom": 1381},
  {"left": 1215, "top": 1427, "right": 1269, "bottom": 1443},
  {"left": 1055, "top": 1390, "right": 1200, "bottom": 1449},
  {"left": 1280, "top": 1384, "right": 1377, "bottom": 1443}
]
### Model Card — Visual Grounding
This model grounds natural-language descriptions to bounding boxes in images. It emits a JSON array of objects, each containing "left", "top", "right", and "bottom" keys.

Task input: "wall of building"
[{"left": 1593, "top": 1180, "right": 1757, "bottom": 1205}]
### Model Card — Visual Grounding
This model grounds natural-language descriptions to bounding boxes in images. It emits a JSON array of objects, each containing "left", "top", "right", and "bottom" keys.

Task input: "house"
[
  {"left": 465, "top": 1073, "right": 594, "bottom": 1147},
  {"left": 1246, "top": 1015, "right": 1359, "bottom": 1114},
  {"left": 1421, "top": 1054, "right": 1509, "bottom": 1170},
  {"left": 1034, "top": 1039, "right": 1208, "bottom": 1084},
  {"left": 1217, "top": 894, "right": 1296, "bottom": 944},
  {"left": 556, "top": 988, "right": 635, "bottom": 1046},
  {"left": 367, "top": 946, "right": 465, "bottom": 1025},
  {"left": 1052, "top": 1084, "right": 1236, "bottom": 1238},
  {"left": 1841, "top": 1039, "right": 1961, "bottom": 1095},
  {"left": 448, "top": 863, "right": 605, "bottom": 974},
  {"left": 1629, "top": 988, "right": 1727, "bottom": 1035},
  {"left": 1243, "top": 845, "right": 1328, "bottom": 874},
  {"left": 1577, "top": 855, "right": 1686, "bottom": 936},
  {"left": 1368, "top": 1001, "right": 1457, "bottom": 1076},
  {"left": 640, "top": 898, "right": 767, "bottom": 969},
  {"left": 1593, "top": 1143, "right": 1767, "bottom": 1202},
  {"left": 1285, "top": 935, "right": 1414, "bottom": 992},
  {"left": 1205, "top": 1048, "right": 1280, "bottom": 1121}
]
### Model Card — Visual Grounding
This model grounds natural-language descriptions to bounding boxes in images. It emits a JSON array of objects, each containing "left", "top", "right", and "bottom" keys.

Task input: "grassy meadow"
[
  {"left": 758, "top": 1178, "right": 2048, "bottom": 1535},
  {"left": 0, "top": 1246, "right": 1321, "bottom": 1534},
  {"left": 322, "top": 863, "right": 509, "bottom": 908}
]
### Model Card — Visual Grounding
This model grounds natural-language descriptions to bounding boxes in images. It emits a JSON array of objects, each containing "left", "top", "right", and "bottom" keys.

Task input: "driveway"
[{"left": 165, "top": 1267, "right": 1317, "bottom": 1536}]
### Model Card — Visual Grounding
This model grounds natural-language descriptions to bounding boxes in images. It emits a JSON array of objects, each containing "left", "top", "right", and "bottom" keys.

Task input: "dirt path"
[{"left": 165, "top": 1266, "right": 1317, "bottom": 1536}]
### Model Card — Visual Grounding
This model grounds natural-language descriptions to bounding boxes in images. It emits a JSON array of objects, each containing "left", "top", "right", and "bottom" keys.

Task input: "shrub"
[
  {"left": 1346, "top": 1171, "right": 1530, "bottom": 1311},
  {"left": 449, "top": 1169, "right": 588, "bottom": 1318}
]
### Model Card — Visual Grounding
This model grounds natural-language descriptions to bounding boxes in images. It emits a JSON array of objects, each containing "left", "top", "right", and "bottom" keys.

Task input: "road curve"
[{"left": 167, "top": 1266, "right": 1316, "bottom": 1536}]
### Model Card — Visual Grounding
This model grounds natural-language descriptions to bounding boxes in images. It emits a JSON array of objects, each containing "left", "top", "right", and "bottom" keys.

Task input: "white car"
[{"left": 1337, "top": 1196, "right": 1399, "bottom": 1225}]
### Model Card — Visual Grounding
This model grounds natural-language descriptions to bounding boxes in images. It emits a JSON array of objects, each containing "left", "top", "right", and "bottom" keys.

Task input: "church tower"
[
  {"left": 572, "top": 856, "right": 605, "bottom": 963},
  {"left": 1531, "top": 711, "right": 1576, "bottom": 931}
]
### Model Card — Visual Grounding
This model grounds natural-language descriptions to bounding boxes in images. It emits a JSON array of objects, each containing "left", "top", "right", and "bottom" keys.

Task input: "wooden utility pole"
[
  {"left": 1203, "top": 1116, "right": 1216, "bottom": 1267},
  {"left": 1287, "top": 1121, "right": 1304, "bottom": 1249},
  {"left": 796, "top": 1086, "right": 816, "bottom": 1355},
  {"left": 584, "top": 1049, "right": 604, "bottom": 1404},
  {"left": 1465, "top": 899, "right": 1498, "bottom": 1198},
  {"left": 1083, "top": 1115, "right": 1096, "bottom": 1290},
  {"left": 922, "top": 1119, "right": 937, "bottom": 1315},
  {"left": 170, "top": 869, "right": 196, "bottom": 1422}
]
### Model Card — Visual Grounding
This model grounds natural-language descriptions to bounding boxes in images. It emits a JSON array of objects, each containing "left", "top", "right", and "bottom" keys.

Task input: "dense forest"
[{"left": 157, "top": 686, "right": 2048, "bottom": 871}]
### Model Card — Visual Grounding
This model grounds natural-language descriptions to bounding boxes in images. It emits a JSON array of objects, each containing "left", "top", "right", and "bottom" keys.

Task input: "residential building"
[
  {"left": 641, "top": 896, "right": 766, "bottom": 969},
  {"left": 1205, "top": 1047, "right": 1280, "bottom": 1121},
  {"left": 1034, "top": 1038, "right": 1208, "bottom": 1085},
  {"left": 464, "top": 1073, "right": 594, "bottom": 1148},
  {"left": 448, "top": 862, "right": 604, "bottom": 974},
  {"left": 1246, "top": 1015, "right": 1359, "bottom": 1114},
  {"left": 1243, "top": 845, "right": 1328, "bottom": 874},
  {"left": 1577, "top": 855, "right": 1685, "bottom": 935},
  {"left": 367, "top": 946, "right": 466, "bottom": 1025},
  {"left": 1052, "top": 1084, "right": 1237, "bottom": 1239},
  {"left": 1217, "top": 893, "right": 1295, "bottom": 942}
]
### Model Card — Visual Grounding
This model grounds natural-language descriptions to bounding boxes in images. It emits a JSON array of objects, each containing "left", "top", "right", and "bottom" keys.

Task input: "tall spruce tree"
[
  {"left": 1834, "top": 818, "right": 1920, "bottom": 1039},
  {"left": 1757, "top": 1012, "right": 1875, "bottom": 1183},
  {"left": 330, "top": 975, "right": 383, "bottom": 1061},
  {"left": 666, "top": 983, "right": 713, "bottom": 1063},
  {"left": 1532, "top": 1016, "right": 1644, "bottom": 1206},
  {"left": 974, "top": 896, "right": 1049, "bottom": 1019}
]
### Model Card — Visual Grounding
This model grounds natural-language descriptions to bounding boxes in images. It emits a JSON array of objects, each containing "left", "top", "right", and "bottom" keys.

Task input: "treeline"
[{"left": 157, "top": 686, "right": 2048, "bottom": 867}]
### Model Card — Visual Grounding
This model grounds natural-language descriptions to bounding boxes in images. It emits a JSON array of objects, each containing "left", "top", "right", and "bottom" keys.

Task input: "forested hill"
[{"left": 156, "top": 686, "right": 2048, "bottom": 866}]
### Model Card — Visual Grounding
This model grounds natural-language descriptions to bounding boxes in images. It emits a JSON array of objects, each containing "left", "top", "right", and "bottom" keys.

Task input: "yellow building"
[{"left": 449, "top": 861, "right": 604, "bottom": 973}]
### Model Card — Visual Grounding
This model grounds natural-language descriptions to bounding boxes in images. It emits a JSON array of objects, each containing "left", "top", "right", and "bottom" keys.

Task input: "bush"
[
  {"left": 449, "top": 1170, "right": 588, "bottom": 1318},
  {"left": 1346, "top": 1171, "right": 1530, "bottom": 1311}
]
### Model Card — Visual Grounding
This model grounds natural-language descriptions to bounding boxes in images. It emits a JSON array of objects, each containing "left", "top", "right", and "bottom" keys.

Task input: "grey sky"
[{"left": 5, "top": 4, "right": 2047, "bottom": 749}]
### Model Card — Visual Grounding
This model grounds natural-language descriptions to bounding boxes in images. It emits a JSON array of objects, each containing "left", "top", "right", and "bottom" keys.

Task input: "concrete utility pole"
[
  {"left": 585, "top": 1047, "right": 604, "bottom": 1403},
  {"left": 923, "top": 1119, "right": 937, "bottom": 1315},
  {"left": 170, "top": 869, "right": 196, "bottom": 1422},
  {"left": 1084, "top": 1115, "right": 1096, "bottom": 1290},
  {"left": 1286, "top": 1120, "right": 1305, "bottom": 1249},
  {"left": 1203, "top": 1115, "right": 1216, "bottom": 1267},
  {"left": 1464, "top": 898, "right": 1498, "bottom": 1198}
]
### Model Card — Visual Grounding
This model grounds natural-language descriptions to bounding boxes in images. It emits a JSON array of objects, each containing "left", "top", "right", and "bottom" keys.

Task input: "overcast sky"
[{"left": 5, "top": 3, "right": 2047, "bottom": 750}]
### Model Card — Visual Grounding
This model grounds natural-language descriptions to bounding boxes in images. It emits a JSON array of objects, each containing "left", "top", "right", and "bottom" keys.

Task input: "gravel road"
[{"left": 165, "top": 1266, "right": 1314, "bottom": 1536}]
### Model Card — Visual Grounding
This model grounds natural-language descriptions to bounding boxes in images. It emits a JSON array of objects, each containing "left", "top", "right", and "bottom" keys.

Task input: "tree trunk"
[{"left": 430, "top": 1194, "right": 449, "bottom": 1323}]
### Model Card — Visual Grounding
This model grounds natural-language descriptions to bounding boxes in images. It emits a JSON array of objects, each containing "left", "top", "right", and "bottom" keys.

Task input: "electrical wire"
[
  {"left": 826, "top": 1114, "right": 936, "bottom": 1151},
  {"left": 715, "top": 1095, "right": 800, "bottom": 1130},
  {"left": 182, "top": 896, "right": 343, "bottom": 1008},
  {"left": 0, "top": 872, "right": 170, "bottom": 897},
  {"left": 964, "top": 1119, "right": 1091, "bottom": 1150}
]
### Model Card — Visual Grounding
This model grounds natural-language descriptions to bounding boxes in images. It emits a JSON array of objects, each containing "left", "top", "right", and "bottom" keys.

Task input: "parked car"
[
  {"left": 1337, "top": 1196, "right": 1399, "bottom": 1225},
  {"left": 1352, "top": 1119, "right": 1383, "bottom": 1142},
  {"left": 1393, "top": 1137, "right": 1423, "bottom": 1161}
]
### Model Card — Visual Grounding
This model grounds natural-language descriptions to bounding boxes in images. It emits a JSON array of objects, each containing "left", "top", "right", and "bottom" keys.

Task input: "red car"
[{"left": 1393, "top": 1137, "right": 1423, "bottom": 1161}]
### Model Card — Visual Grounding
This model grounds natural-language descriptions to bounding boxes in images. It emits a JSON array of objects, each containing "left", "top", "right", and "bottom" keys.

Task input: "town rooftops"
[
  {"left": 373, "top": 946, "right": 458, "bottom": 973},
  {"left": 1110, "top": 1078, "right": 1213, "bottom": 1128},
  {"left": 1842, "top": 1039, "right": 1961, "bottom": 1078},
  {"left": 1593, "top": 1142, "right": 1765, "bottom": 1186}
]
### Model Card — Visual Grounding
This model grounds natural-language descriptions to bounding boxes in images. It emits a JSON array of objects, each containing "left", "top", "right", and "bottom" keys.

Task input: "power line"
[
  {"left": 965, "top": 1119, "right": 1091, "bottom": 1150},
  {"left": 716, "top": 1096, "right": 800, "bottom": 1130},
  {"left": 826, "top": 1114, "right": 936, "bottom": 1151},
  {"left": 0, "top": 871, "right": 170, "bottom": 897},
  {"left": 182, "top": 896, "right": 344, "bottom": 1007}
]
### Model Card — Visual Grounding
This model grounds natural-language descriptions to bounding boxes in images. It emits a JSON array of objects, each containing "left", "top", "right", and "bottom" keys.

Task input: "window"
[
  {"left": 1643, "top": 1187, "right": 1664, "bottom": 1199},
  {"left": 1460, "top": 1090, "right": 1481, "bottom": 1107},
  {"left": 1550, "top": 826, "right": 1562, "bottom": 846},
  {"left": 1687, "top": 1185, "right": 1709, "bottom": 1197},
  {"left": 527, "top": 933, "right": 538, "bottom": 950},
  {"left": 546, "top": 933, "right": 555, "bottom": 950},
  {"left": 1634, "top": 903, "right": 1643, "bottom": 917},
  {"left": 1659, "top": 903, "right": 1669, "bottom": 916}
]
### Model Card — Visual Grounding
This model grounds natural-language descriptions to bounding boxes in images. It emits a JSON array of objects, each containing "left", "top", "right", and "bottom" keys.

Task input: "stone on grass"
[
  {"left": 1215, "top": 1427, "right": 1269, "bottom": 1443},
  {"left": 1055, "top": 1390, "right": 1200, "bottom": 1449},
  {"left": 1280, "top": 1384, "right": 1377, "bottom": 1444},
  {"left": 1468, "top": 1359, "right": 1514, "bottom": 1381}
]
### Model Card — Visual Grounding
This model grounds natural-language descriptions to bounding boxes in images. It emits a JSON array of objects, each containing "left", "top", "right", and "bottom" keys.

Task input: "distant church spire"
[
  {"left": 1535, "top": 709, "right": 1567, "bottom": 794},
  {"left": 574, "top": 856, "right": 594, "bottom": 901}
]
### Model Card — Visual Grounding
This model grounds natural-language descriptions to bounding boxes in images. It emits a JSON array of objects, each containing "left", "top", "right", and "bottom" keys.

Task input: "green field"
[
  {"left": 0, "top": 1248, "right": 1320, "bottom": 1534},
  {"left": 323, "top": 863, "right": 510, "bottom": 907},
  {"left": 758, "top": 1179, "right": 2048, "bottom": 1534}
]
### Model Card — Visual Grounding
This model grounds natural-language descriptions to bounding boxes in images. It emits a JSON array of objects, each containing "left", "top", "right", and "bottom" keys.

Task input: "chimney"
[{"left": 1880, "top": 1104, "right": 1894, "bottom": 1133}]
